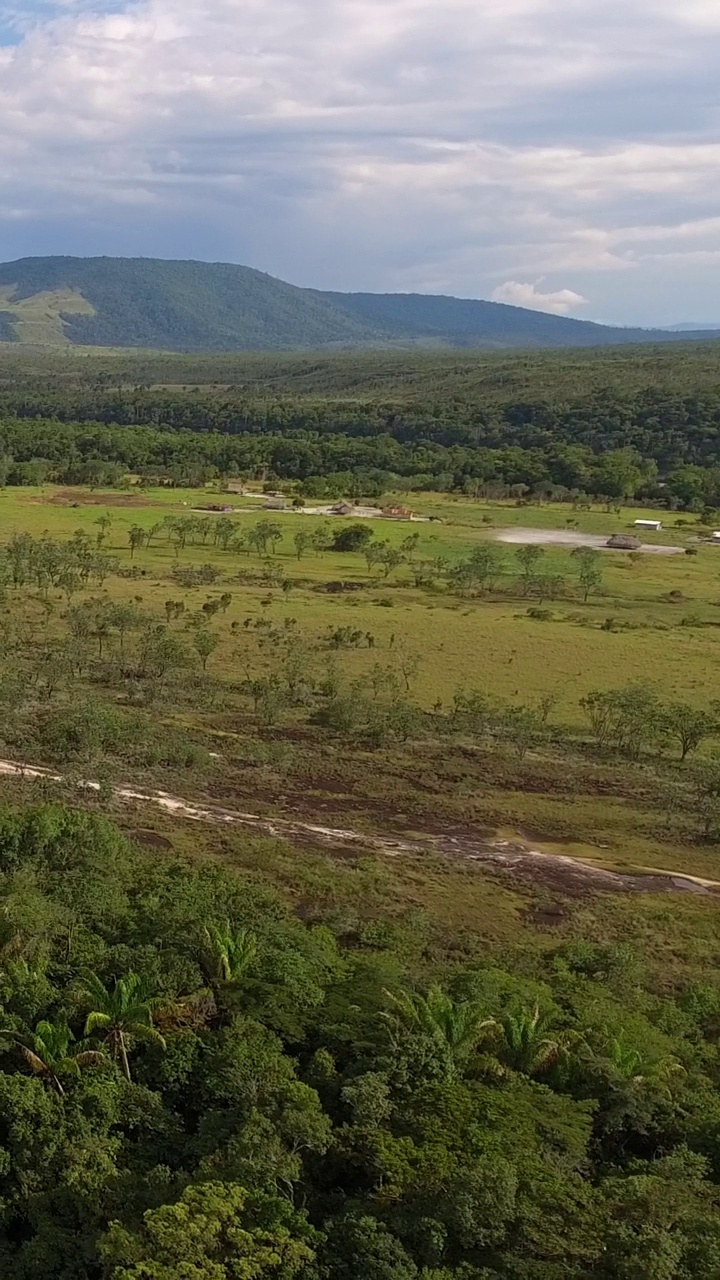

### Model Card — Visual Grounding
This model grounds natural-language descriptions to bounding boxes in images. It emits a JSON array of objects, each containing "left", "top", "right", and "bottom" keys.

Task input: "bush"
[
  {"left": 171, "top": 563, "right": 220, "bottom": 587},
  {"left": 332, "top": 524, "right": 374, "bottom": 553}
]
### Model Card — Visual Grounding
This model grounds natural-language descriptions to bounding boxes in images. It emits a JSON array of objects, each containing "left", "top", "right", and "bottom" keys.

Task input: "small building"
[
  {"left": 382, "top": 504, "right": 415, "bottom": 519},
  {"left": 607, "top": 534, "right": 642, "bottom": 550},
  {"left": 634, "top": 519, "right": 662, "bottom": 531},
  {"left": 225, "top": 480, "right": 245, "bottom": 495},
  {"left": 263, "top": 496, "right": 287, "bottom": 511},
  {"left": 712, "top": 532, "right": 720, "bottom": 541},
  {"left": 330, "top": 502, "right": 356, "bottom": 516}
]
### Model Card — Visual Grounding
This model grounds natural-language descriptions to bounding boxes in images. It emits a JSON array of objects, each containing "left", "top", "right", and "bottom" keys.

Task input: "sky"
[{"left": 0, "top": 0, "right": 719, "bottom": 325}]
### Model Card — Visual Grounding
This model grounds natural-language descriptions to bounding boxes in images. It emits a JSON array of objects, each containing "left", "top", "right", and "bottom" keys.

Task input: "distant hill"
[
  {"left": 662, "top": 322, "right": 720, "bottom": 332},
  {"left": 0, "top": 255, "right": 717, "bottom": 352}
]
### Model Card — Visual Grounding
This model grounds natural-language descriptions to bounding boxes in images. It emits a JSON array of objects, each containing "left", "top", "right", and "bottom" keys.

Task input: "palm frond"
[
  {"left": 85, "top": 1010, "right": 112, "bottom": 1036},
  {"left": 73, "top": 1050, "right": 108, "bottom": 1069},
  {"left": 20, "top": 1046, "right": 49, "bottom": 1076},
  {"left": 128, "top": 1024, "right": 166, "bottom": 1050}
]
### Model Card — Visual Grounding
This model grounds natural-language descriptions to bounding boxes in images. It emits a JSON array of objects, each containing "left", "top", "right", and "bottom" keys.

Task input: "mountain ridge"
[{"left": 0, "top": 255, "right": 717, "bottom": 352}]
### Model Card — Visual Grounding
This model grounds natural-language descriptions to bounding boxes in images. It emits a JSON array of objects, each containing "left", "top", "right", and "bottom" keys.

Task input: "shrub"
[{"left": 332, "top": 524, "right": 374, "bottom": 553}]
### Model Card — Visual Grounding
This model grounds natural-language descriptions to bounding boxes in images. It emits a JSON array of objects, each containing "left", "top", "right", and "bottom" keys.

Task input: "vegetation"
[
  {"left": 0, "top": 256, "right": 718, "bottom": 351},
  {"left": 0, "top": 803, "right": 717, "bottom": 1278},
  {"left": 2, "top": 342, "right": 720, "bottom": 502},
  {"left": 0, "top": 344, "right": 717, "bottom": 1272}
]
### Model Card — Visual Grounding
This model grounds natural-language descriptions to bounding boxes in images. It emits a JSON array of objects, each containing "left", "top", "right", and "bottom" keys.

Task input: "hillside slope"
[
  {"left": 0, "top": 257, "right": 382, "bottom": 351},
  {"left": 0, "top": 256, "right": 717, "bottom": 352},
  {"left": 315, "top": 290, "right": 708, "bottom": 349}
]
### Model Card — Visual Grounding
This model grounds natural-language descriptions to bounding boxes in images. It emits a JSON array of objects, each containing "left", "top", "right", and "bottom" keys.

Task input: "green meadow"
[{"left": 3, "top": 484, "right": 716, "bottom": 717}]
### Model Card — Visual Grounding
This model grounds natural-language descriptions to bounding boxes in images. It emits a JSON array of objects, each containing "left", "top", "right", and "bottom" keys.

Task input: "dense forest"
[
  {"left": 0, "top": 803, "right": 719, "bottom": 1279},
  {"left": 1, "top": 382, "right": 720, "bottom": 504}
]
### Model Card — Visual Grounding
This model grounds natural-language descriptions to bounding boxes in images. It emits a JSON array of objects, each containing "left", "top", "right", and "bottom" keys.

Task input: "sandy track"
[
  {"left": 494, "top": 527, "right": 684, "bottom": 554},
  {"left": 0, "top": 757, "right": 715, "bottom": 898}
]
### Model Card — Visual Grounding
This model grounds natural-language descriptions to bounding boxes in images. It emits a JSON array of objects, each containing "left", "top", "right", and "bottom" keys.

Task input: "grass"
[
  {"left": 3, "top": 485, "right": 717, "bottom": 715},
  {"left": 3, "top": 482, "right": 720, "bottom": 893}
]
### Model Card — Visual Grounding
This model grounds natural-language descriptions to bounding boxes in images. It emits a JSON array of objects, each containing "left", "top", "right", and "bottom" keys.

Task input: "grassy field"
[
  {"left": 0, "top": 477, "right": 718, "bottom": 981},
  {"left": 3, "top": 483, "right": 717, "bottom": 716}
]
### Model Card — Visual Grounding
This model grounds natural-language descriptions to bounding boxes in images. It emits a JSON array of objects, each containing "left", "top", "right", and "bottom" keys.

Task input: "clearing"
[{"left": 494, "top": 527, "right": 686, "bottom": 554}]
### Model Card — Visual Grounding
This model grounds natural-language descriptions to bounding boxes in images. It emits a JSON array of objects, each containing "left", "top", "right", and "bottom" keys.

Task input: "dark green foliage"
[
  {"left": 0, "top": 312, "right": 17, "bottom": 343},
  {"left": 3, "top": 353, "right": 720, "bottom": 498},
  {"left": 0, "top": 804, "right": 716, "bottom": 1275},
  {"left": 331, "top": 523, "right": 374, "bottom": 552}
]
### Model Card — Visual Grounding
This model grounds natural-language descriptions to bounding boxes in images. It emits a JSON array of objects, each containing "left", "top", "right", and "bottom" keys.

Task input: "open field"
[
  {"left": 3, "top": 484, "right": 718, "bottom": 716},
  {"left": 1, "top": 481, "right": 720, "bottom": 890}
]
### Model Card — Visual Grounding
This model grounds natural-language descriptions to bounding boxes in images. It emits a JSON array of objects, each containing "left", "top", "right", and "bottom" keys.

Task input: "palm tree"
[
  {"left": 200, "top": 922, "right": 257, "bottom": 987},
  {"left": 78, "top": 972, "right": 166, "bottom": 1083},
  {"left": 596, "top": 1034, "right": 685, "bottom": 1097},
  {"left": 384, "top": 984, "right": 498, "bottom": 1079},
  {"left": 499, "top": 1004, "right": 581, "bottom": 1077},
  {"left": 16, "top": 1018, "right": 106, "bottom": 1096}
]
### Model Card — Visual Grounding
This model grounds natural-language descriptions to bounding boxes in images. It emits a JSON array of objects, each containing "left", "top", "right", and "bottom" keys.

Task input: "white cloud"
[
  {"left": 0, "top": 0, "right": 716, "bottom": 320},
  {"left": 491, "top": 280, "right": 588, "bottom": 314}
]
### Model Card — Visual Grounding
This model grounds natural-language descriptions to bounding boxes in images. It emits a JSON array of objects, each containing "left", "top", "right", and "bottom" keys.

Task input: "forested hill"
[{"left": 0, "top": 255, "right": 719, "bottom": 352}]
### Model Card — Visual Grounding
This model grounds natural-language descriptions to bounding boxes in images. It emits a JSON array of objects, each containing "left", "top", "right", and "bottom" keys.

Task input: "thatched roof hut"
[{"left": 606, "top": 534, "right": 642, "bottom": 550}]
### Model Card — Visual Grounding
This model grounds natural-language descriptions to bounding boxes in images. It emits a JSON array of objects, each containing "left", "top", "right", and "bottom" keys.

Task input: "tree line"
[{"left": 4, "top": 384, "right": 720, "bottom": 502}]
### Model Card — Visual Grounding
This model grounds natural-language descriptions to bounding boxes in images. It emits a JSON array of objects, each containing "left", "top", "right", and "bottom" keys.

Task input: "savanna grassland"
[
  {"left": 0, "top": 479, "right": 719, "bottom": 883},
  {"left": 3, "top": 345, "right": 720, "bottom": 1279}
]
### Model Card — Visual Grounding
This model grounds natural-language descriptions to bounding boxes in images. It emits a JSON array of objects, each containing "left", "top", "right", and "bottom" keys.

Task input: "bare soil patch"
[
  {"left": 33, "top": 490, "right": 170, "bottom": 508},
  {"left": 494, "top": 527, "right": 684, "bottom": 555},
  {"left": 0, "top": 756, "right": 713, "bottom": 900}
]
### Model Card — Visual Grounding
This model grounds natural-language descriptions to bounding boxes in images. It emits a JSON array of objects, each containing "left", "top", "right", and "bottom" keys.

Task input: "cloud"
[
  {"left": 491, "top": 280, "right": 588, "bottom": 314},
  {"left": 0, "top": 0, "right": 716, "bottom": 321}
]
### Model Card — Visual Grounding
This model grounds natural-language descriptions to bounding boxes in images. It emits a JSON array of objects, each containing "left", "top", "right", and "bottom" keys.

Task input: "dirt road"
[
  {"left": 0, "top": 757, "right": 715, "bottom": 898},
  {"left": 494, "top": 527, "right": 684, "bottom": 554}
]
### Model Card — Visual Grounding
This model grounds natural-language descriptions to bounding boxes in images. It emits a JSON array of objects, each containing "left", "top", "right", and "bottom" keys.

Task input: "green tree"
[
  {"left": 455, "top": 542, "right": 505, "bottom": 593},
  {"left": 108, "top": 601, "right": 144, "bottom": 652},
  {"left": 127, "top": 525, "right": 146, "bottom": 559},
  {"left": 400, "top": 531, "right": 421, "bottom": 562},
  {"left": 310, "top": 523, "right": 332, "bottom": 555},
  {"left": 383, "top": 984, "right": 497, "bottom": 1081},
  {"left": 139, "top": 626, "right": 191, "bottom": 685},
  {"left": 515, "top": 544, "right": 545, "bottom": 595},
  {"left": 78, "top": 971, "right": 166, "bottom": 1082},
  {"left": 293, "top": 529, "right": 312, "bottom": 560},
  {"left": 250, "top": 519, "right": 283, "bottom": 556},
  {"left": 663, "top": 702, "right": 717, "bottom": 761},
  {"left": 580, "top": 682, "right": 663, "bottom": 758},
  {"left": 193, "top": 628, "right": 219, "bottom": 672},
  {"left": 145, "top": 521, "right": 164, "bottom": 549},
  {"left": 498, "top": 1005, "right": 580, "bottom": 1078},
  {"left": 214, "top": 517, "right": 239, "bottom": 550},
  {"left": 599, "top": 1149, "right": 720, "bottom": 1280},
  {"left": 333, "top": 523, "right": 374, "bottom": 553},
  {"left": 571, "top": 546, "right": 603, "bottom": 601},
  {"left": 95, "top": 513, "right": 113, "bottom": 547},
  {"left": 201, "top": 922, "right": 258, "bottom": 988},
  {"left": 100, "top": 1182, "right": 317, "bottom": 1279},
  {"left": 498, "top": 704, "right": 546, "bottom": 759},
  {"left": 319, "top": 1214, "right": 418, "bottom": 1280},
  {"left": 690, "top": 759, "right": 720, "bottom": 838},
  {"left": 14, "top": 1018, "right": 106, "bottom": 1096}
]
